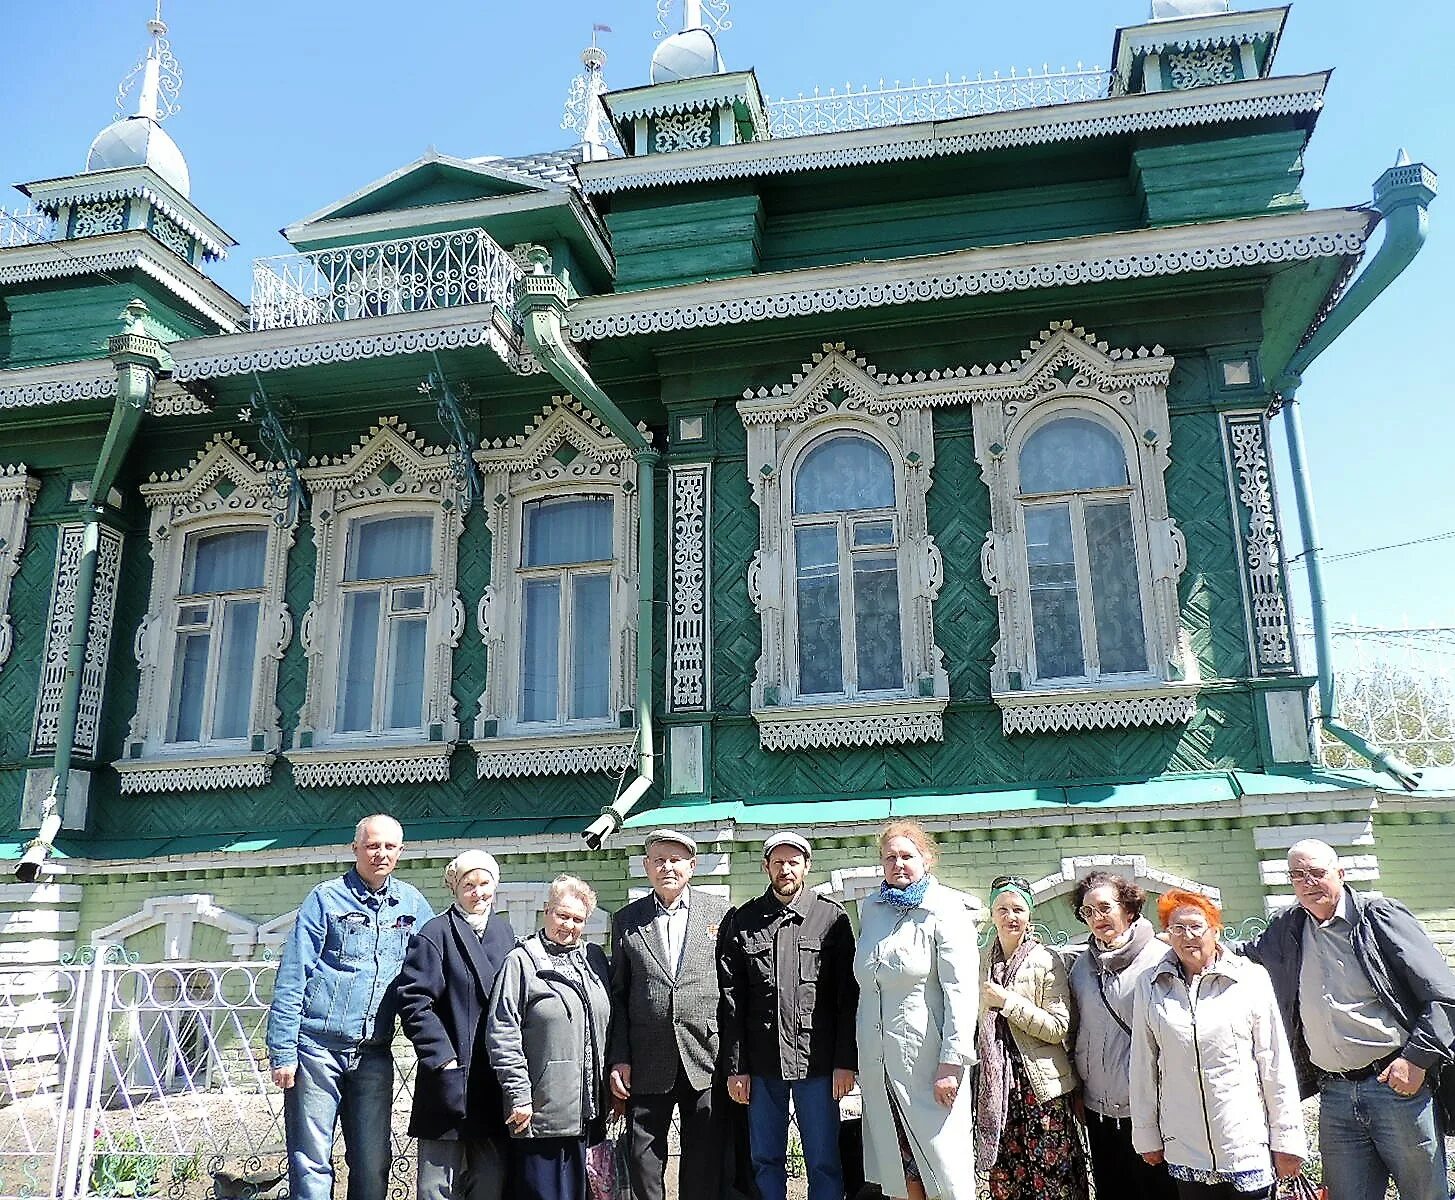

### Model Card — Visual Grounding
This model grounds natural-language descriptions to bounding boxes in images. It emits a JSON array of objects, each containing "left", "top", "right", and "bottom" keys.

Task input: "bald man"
[
  {"left": 267, "top": 814, "right": 434, "bottom": 1200},
  {"left": 1239, "top": 838, "right": 1455, "bottom": 1200}
]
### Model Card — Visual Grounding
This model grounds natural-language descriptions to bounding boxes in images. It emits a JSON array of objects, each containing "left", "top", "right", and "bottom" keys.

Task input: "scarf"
[
  {"left": 878, "top": 875, "right": 931, "bottom": 911},
  {"left": 1091, "top": 916, "right": 1156, "bottom": 976},
  {"left": 453, "top": 903, "right": 492, "bottom": 937},
  {"left": 974, "top": 934, "right": 1038, "bottom": 1170}
]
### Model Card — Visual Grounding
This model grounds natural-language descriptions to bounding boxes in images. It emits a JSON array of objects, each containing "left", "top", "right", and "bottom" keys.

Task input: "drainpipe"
[
  {"left": 516, "top": 249, "right": 660, "bottom": 848},
  {"left": 16, "top": 301, "right": 161, "bottom": 882},
  {"left": 1273, "top": 154, "right": 1437, "bottom": 791}
]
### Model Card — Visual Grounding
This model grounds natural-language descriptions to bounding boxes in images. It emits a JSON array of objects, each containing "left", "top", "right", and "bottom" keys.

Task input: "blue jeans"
[
  {"left": 284, "top": 1037, "right": 394, "bottom": 1200},
  {"left": 1318, "top": 1075, "right": 1449, "bottom": 1200},
  {"left": 747, "top": 1074, "right": 843, "bottom": 1200}
]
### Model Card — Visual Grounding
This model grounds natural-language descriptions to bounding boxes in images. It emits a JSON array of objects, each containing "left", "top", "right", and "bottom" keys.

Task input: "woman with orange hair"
[{"left": 1129, "top": 891, "right": 1307, "bottom": 1199}]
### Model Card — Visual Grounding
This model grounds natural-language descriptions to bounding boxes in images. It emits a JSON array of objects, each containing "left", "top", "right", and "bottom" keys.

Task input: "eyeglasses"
[
  {"left": 991, "top": 875, "right": 1031, "bottom": 891},
  {"left": 1288, "top": 867, "right": 1330, "bottom": 885},
  {"left": 1077, "top": 903, "right": 1121, "bottom": 921},
  {"left": 1167, "top": 922, "right": 1211, "bottom": 939}
]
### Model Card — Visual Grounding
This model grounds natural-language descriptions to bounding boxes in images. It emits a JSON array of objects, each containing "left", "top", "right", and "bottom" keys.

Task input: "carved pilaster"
[
  {"left": 0, "top": 467, "right": 40, "bottom": 672},
  {"left": 668, "top": 464, "right": 711, "bottom": 712},
  {"left": 1224, "top": 413, "right": 1296, "bottom": 674}
]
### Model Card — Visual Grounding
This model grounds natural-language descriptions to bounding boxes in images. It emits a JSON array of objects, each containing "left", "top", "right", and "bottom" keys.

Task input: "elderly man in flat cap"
[
  {"left": 609, "top": 829, "right": 731, "bottom": 1200},
  {"left": 719, "top": 832, "right": 858, "bottom": 1200},
  {"left": 396, "top": 850, "right": 515, "bottom": 1200}
]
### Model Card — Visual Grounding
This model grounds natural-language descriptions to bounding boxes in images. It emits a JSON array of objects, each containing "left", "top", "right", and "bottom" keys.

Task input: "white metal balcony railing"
[
  {"left": 766, "top": 65, "right": 1113, "bottom": 137},
  {"left": 0, "top": 207, "right": 58, "bottom": 248},
  {"left": 249, "top": 227, "right": 523, "bottom": 332}
]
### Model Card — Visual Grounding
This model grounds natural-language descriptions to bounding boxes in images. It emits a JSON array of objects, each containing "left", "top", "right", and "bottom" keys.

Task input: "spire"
[
  {"left": 562, "top": 27, "right": 620, "bottom": 161},
  {"left": 115, "top": 2, "right": 183, "bottom": 124}
]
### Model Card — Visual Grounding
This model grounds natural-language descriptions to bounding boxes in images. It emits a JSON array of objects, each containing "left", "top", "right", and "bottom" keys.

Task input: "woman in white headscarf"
[{"left": 397, "top": 851, "right": 516, "bottom": 1200}]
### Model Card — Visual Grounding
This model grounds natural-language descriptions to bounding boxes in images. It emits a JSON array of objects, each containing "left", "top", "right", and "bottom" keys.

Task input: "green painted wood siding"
[
  {"left": 1133, "top": 128, "right": 1309, "bottom": 226},
  {"left": 607, "top": 187, "right": 765, "bottom": 291}
]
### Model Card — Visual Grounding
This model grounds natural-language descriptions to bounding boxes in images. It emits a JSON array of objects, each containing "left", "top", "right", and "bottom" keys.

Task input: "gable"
[{"left": 327, "top": 160, "right": 541, "bottom": 221}]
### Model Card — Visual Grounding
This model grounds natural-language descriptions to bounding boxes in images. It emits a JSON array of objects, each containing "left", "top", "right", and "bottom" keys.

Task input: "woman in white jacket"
[
  {"left": 855, "top": 820, "right": 979, "bottom": 1200},
  {"left": 1130, "top": 890, "right": 1306, "bottom": 1200}
]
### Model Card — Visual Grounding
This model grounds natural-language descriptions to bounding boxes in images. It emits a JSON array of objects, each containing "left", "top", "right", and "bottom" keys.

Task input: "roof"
[{"left": 472, "top": 147, "right": 593, "bottom": 190}]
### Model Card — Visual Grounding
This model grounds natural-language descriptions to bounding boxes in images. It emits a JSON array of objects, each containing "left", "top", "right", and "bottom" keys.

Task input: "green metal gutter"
[
  {"left": 1274, "top": 154, "right": 1438, "bottom": 791},
  {"left": 516, "top": 249, "right": 660, "bottom": 848},
  {"left": 18, "top": 301, "right": 163, "bottom": 881}
]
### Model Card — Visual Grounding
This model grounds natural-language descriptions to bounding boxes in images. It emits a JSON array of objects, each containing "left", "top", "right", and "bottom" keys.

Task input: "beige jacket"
[{"left": 979, "top": 939, "right": 1078, "bottom": 1102}]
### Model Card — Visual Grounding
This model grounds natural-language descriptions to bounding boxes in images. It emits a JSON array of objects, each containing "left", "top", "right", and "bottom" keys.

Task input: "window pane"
[
  {"left": 185, "top": 528, "right": 267, "bottom": 594},
  {"left": 337, "top": 591, "right": 381, "bottom": 731},
  {"left": 523, "top": 496, "right": 613, "bottom": 567},
  {"left": 522, "top": 579, "right": 561, "bottom": 722},
  {"left": 347, "top": 516, "right": 432, "bottom": 581},
  {"left": 213, "top": 600, "right": 259, "bottom": 740},
  {"left": 795, "top": 526, "right": 844, "bottom": 695},
  {"left": 1026, "top": 505, "right": 1085, "bottom": 679},
  {"left": 570, "top": 575, "right": 611, "bottom": 720},
  {"left": 853, "top": 518, "right": 895, "bottom": 548},
  {"left": 794, "top": 436, "right": 896, "bottom": 515},
  {"left": 168, "top": 631, "right": 211, "bottom": 742},
  {"left": 387, "top": 617, "right": 427, "bottom": 730},
  {"left": 1019, "top": 417, "right": 1129, "bottom": 494},
  {"left": 1086, "top": 501, "right": 1148, "bottom": 674},
  {"left": 853, "top": 553, "right": 903, "bottom": 691}
]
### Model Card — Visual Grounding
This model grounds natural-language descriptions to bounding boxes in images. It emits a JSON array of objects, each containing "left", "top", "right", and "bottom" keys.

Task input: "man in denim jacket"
[{"left": 266, "top": 814, "right": 434, "bottom": 1200}]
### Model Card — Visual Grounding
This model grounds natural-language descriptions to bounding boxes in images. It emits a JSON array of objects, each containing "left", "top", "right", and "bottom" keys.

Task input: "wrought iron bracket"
[
  {"left": 243, "top": 373, "right": 306, "bottom": 527},
  {"left": 420, "top": 351, "right": 482, "bottom": 512}
]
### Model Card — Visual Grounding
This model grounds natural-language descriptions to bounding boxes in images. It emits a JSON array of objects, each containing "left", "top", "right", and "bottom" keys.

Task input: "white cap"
[
  {"left": 763, "top": 831, "right": 812, "bottom": 859},
  {"left": 644, "top": 828, "right": 698, "bottom": 855}
]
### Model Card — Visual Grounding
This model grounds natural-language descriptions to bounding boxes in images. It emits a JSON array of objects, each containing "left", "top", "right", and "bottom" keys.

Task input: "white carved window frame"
[
  {"left": 290, "top": 418, "right": 465, "bottom": 788},
  {"left": 972, "top": 324, "right": 1197, "bottom": 735},
  {"left": 0, "top": 466, "right": 40, "bottom": 674},
  {"left": 470, "top": 397, "right": 645, "bottom": 779},
  {"left": 738, "top": 346, "right": 949, "bottom": 752},
  {"left": 116, "top": 435, "right": 295, "bottom": 794}
]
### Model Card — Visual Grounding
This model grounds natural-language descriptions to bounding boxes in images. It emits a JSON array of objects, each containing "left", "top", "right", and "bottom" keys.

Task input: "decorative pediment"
[
  {"left": 475, "top": 395, "right": 649, "bottom": 478},
  {"left": 0, "top": 466, "right": 40, "bottom": 672},
  {"left": 139, "top": 432, "right": 284, "bottom": 522},
  {"left": 302, "top": 417, "right": 458, "bottom": 507}
]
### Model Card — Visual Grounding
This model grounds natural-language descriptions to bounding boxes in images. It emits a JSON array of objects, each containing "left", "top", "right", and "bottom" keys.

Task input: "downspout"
[
  {"left": 17, "top": 300, "right": 161, "bottom": 881},
  {"left": 1273, "top": 154, "right": 1438, "bottom": 791},
  {"left": 516, "top": 249, "right": 660, "bottom": 848}
]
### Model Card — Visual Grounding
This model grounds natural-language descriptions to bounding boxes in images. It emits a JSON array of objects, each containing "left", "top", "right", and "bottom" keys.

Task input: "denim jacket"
[{"left": 267, "top": 869, "right": 434, "bottom": 1066}]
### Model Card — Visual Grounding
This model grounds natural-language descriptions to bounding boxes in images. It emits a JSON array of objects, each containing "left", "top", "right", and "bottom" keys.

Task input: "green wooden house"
[{"left": 0, "top": 1, "right": 1448, "bottom": 968}]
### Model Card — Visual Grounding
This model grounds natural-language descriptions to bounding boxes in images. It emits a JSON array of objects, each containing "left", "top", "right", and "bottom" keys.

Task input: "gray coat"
[
  {"left": 608, "top": 887, "right": 730, "bottom": 1094},
  {"left": 486, "top": 932, "right": 610, "bottom": 1140}
]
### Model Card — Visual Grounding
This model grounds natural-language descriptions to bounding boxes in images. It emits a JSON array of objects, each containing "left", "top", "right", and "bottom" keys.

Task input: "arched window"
[
  {"left": 790, "top": 434, "right": 905, "bottom": 698},
  {"left": 1017, "top": 415, "right": 1149, "bottom": 684}
]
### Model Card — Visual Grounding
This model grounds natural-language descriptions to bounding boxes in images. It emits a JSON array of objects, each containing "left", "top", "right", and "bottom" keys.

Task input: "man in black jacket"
[
  {"left": 720, "top": 832, "right": 858, "bottom": 1200},
  {"left": 1241, "top": 838, "right": 1455, "bottom": 1200}
]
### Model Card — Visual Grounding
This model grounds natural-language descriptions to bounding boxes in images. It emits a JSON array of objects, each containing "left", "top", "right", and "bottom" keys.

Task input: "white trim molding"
[
  {"left": 93, "top": 894, "right": 258, "bottom": 961},
  {"left": 23, "top": 166, "right": 235, "bottom": 258},
  {"left": 293, "top": 418, "right": 466, "bottom": 781},
  {"left": 470, "top": 397, "right": 647, "bottom": 771},
  {"left": 0, "top": 467, "right": 40, "bottom": 671},
  {"left": 567, "top": 208, "right": 1370, "bottom": 340},
  {"left": 1029, "top": 855, "right": 1221, "bottom": 904},
  {"left": 668, "top": 463, "right": 711, "bottom": 712},
  {"left": 119, "top": 434, "right": 296, "bottom": 787},
  {"left": 0, "top": 360, "right": 116, "bottom": 411},
  {"left": 996, "top": 684, "right": 1200, "bottom": 734},
  {"left": 754, "top": 697, "right": 947, "bottom": 751}
]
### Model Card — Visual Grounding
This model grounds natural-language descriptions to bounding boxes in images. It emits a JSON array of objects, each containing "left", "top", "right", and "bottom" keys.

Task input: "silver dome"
[
  {"left": 650, "top": 27, "right": 725, "bottom": 84},
  {"left": 86, "top": 115, "right": 191, "bottom": 197}
]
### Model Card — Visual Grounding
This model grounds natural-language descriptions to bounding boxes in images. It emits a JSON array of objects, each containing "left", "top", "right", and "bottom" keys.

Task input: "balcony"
[{"left": 249, "top": 227, "right": 522, "bottom": 332}]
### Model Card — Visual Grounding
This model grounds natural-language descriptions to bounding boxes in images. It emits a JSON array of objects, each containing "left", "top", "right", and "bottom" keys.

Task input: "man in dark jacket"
[
  {"left": 396, "top": 850, "right": 516, "bottom": 1200},
  {"left": 1241, "top": 838, "right": 1455, "bottom": 1200},
  {"left": 720, "top": 832, "right": 858, "bottom": 1200}
]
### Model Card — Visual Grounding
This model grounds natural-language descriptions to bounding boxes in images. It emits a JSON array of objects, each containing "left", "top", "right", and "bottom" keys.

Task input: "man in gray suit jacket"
[{"left": 609, "top": 829, "right": 730, "bottom": 1200}]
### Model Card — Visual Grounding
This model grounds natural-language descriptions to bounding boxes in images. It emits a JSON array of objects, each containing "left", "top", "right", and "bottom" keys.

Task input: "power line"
[{"left": 1286, "top": 528, "right": 1455, "bottom": 568}]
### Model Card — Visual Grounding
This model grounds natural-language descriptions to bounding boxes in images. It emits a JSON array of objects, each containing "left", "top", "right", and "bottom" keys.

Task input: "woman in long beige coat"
[{"left": 854, "top": 821, "right": 980, "bottom": 1200}]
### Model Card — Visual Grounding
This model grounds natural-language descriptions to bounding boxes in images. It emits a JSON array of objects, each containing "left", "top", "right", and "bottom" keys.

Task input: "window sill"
[
  {"left": 993, "top": 682, "right": 1200, "bottom": 736},
  {"left": 752, "top": 696, "right": 948, "bottom": 752},
  {"left": 470, "top": 730, "right": 638, "bottom": 779},
  {"left": 112, "top": 751, "right": 277, "bottom": 795},
  {"left": 285, "top": 741, "right": 454, "bottom": 788}
]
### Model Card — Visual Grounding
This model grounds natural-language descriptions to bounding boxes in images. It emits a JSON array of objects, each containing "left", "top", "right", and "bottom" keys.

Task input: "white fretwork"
[
  {"left": 1167, "top": 48, "right": 1239, "bottom": 89},
  {"left": 32, "top": 523, "right": 124, "bottom": 758},
  {"left": 1224, "top": 414, "right": 1295, "bottom": 673},
  {"left": 654, "top": 111, "right": 714, "bottom": 153},
  {"left": 0, "top": 467, "right": 40, "bottom": 672},
  {"left": 71, "top": 200, "right": 127, "bottom": 238},
  {"left": 669, "top": 464, "right": 711, "bottom": 711}
]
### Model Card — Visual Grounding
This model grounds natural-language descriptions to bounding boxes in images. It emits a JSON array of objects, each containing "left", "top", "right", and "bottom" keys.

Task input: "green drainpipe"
[
  {"left": 17, "top": 301, "right": 162, "bottom": 882},
  {"left": 516, "top": 249, "right": 660, "bottom": 848},
  {"left": 1274, "top": 154, "right": 1438, "bottom": 791}
]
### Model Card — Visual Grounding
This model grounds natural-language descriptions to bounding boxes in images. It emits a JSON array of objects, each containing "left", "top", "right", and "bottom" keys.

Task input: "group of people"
[{"left": 266, "top": 814, "right": 1455, "bottom": 1200}]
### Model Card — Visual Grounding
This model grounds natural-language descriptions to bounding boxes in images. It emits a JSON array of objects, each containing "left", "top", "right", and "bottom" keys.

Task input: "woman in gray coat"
[{"left": 486, "top": 875, "right": 610, "bottom": 1200}]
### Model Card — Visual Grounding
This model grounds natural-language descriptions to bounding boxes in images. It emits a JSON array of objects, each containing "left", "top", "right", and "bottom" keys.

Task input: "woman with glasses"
[
  {"left": 855, "top": 820, "right": 979, "bottom": 1200},
  {"left": 1130, "top": 890, "right": 1306, "bottom": 1199},
  {"left": 975, "top": 876, "right": 1088, "bottom": 1200},
  {"left": 1065, "top": 872, "right": 1176, "bottom": 1199}
]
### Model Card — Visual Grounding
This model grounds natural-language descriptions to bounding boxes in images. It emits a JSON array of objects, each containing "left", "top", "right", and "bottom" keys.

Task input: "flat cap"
[
  {"left": 763, "top": 830, "right": 812, "bottom": 858},
  {"left": 644, "top": 828, "right": 697, "bottom": 855}
]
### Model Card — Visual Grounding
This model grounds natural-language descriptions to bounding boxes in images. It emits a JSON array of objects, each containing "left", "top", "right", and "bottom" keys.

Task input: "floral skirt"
[{"left": 987, "top": 1053, "right": 1089, "bottom": 1200}]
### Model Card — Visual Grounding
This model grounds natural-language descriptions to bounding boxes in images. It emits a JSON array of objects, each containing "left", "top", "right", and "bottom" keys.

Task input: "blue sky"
[{"left": 4, "top": 0, "right": 1452, "bottom": 633}]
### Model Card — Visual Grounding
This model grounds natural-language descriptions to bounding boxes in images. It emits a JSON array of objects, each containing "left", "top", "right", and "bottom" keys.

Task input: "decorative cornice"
[
  {"left": 996, "top": 684, "right": 1200, "bottom": 735},
  {"left": 286, "top": 743, "right": 454, "bottom": 788},
  {"left": 302, "top": 415, "right": 453, "bottom": 490},
  {"left": 140, "top": 431, "right": 280, "bottom": 509},
  {"left": 0, "top": 360, "right": 117, "bottom": 411},
  {"left": 568, "top": 209, "right": 1370, "bottom": 341},
  {"left": 22, "top": 167, "right": 235, "bottom": 257},
  {"left": 578, "top": 73, "right": 1326, "bottom": 195},
  {"left": 113, "top": 754, "right": 274, "bottom": 794},
  {"left": 170, "top": 305, "right": 526, "bottom": 383},
  {"left": 475, "top": 394, "right": 645, "bottom": 474},
  {"left": 471, "top": 731, "right": 637, "bottom": 779},
  {"left": 753, "top": 697, "right": 948, "bottom": 751}
]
